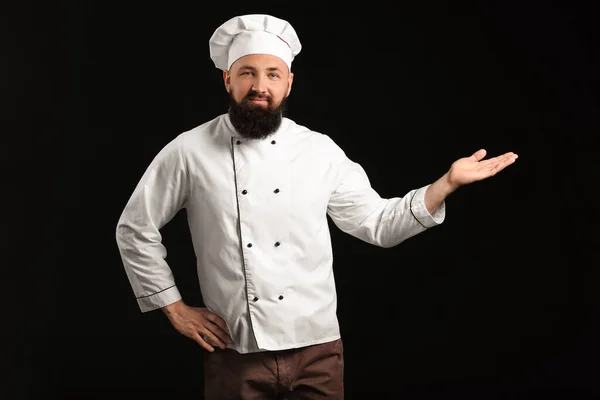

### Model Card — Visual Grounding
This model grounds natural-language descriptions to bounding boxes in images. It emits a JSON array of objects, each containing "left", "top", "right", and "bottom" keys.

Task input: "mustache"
[{"left": 244, "top": 91, "right": 271, "bottom": 101}]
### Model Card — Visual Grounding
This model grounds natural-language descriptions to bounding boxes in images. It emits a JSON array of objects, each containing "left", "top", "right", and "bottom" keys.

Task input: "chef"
[{"left": 115, "top": 13, "right": 518, "bottom": 400}]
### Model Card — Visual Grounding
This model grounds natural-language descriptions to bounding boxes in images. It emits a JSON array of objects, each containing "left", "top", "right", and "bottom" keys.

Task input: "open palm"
[{"left": 448, "top": 149, "right": 518, "bottom": 188}]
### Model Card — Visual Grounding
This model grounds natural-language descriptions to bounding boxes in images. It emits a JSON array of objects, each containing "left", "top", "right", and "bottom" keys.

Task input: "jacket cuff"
[
  {"left": 136, "top": 285, "right": 182, "bottom": 312},
  {"left": 410, "top": 185, "right": 446, "bottom": 228}
]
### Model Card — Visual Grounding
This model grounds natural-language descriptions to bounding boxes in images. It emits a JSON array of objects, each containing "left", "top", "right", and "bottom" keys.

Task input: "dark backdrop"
[{"left": 3, "top": 1, "right": 599, "bottom": 399}]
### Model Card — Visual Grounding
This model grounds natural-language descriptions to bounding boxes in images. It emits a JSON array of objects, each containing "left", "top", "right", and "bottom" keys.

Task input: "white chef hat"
[{"left": 209, "top": 14, "right": 302, "bottom": 71}]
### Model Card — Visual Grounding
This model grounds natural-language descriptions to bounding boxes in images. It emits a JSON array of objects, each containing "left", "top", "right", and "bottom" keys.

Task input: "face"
[
  {"left": 224, "top": 53, "right": 294, "bottom": 110},
  {"left": 224, "top": 54, "right": 294, "bottom": 139}
]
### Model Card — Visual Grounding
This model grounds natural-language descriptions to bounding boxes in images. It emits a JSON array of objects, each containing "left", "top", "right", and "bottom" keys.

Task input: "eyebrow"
[{"left": 238, "top": 65, "right": 283, "bottom": 73}]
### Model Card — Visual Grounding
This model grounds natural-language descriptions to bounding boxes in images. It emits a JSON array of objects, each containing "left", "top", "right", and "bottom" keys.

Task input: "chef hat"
[{"left": 209, "top": 14, "right": 302, "bottom": 71}]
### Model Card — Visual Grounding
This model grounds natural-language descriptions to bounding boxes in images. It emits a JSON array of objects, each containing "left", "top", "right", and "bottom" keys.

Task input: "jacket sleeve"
[
  {"left": 325, "top": 137, "right": 445, "bottom": 248},
  {"left": 115, "top": 136, "right": 189, "bottom": 312}
]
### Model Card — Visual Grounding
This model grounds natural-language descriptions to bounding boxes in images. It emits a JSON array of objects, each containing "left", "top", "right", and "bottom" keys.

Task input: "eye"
[
  {"left": 269, "top": 73, "right": 280, "bottom": 79},
  {"left": 241, "top": 71, "right": 254, "bottom": 76}
]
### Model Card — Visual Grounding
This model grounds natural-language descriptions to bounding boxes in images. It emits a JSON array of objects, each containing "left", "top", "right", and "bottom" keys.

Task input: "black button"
[
  {"left": 274, "top": 242, "right": 281, "bottom": 247},
  {"left": 253, "top": 296, "right": 259, "bottom": 302},
  {"left": 236, "top": 140, "right": 241, "bottom": 145},
  {"left": 242, "top": 190, "right": 247, "bottom": 195},
  {"left": 271, "top": 140, "right": 276, "bottom": 145},
  {"left": 247, "top": 243, "right": 253, "bottom": 248},
  {"left": 278, "top": 295, "right": 284, "bottom": 300},
  {"left": 274, "top": 188, "right": 280, "bottom": 193}
]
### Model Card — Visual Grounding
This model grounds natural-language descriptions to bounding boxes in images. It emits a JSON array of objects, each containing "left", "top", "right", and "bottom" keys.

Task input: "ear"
[
  {"left": 286, "top": 72, "right": 294, "bottom": 97},
  {"left": 223, "top": 70, "right": 231, "bottom": 93}
]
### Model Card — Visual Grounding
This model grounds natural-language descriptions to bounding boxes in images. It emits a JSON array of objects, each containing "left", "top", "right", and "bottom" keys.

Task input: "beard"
[{"left": 228, "top": 90, "right": 287, "bottom": 140}]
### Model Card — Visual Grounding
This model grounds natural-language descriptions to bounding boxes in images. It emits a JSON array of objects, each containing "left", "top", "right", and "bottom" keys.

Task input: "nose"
[{"left": 251, "top": 75, "right": 267, "bottom": 94}]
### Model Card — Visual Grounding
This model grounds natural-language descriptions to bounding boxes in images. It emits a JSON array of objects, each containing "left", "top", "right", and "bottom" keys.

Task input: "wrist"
[
  {"left": 441, "top": 172, "right": 459, "bottom": 195},
  {"left": 162, "top": 300, "right": 185, "bottom": 316}
]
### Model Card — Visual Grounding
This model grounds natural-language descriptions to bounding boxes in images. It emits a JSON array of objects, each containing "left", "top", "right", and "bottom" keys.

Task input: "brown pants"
[{"left": 203, "top": 339, "right": 344, "bottom": 400}]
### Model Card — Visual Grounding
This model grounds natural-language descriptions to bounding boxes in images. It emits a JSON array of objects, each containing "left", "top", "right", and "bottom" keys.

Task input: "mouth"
[{"left": 248, "top": 97, "right": 269, "bottom": 104}]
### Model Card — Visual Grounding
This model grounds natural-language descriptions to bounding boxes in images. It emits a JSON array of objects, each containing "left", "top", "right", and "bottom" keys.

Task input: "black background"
[{"left": 3, "top": 1, "right": 599, "bottom": 399}]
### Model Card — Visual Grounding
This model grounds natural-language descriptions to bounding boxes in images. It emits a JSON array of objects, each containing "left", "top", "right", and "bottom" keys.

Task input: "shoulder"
[
  {"left": 146, "top": 115, "right": 223, "bottom": 166},
  {"left": 282, "top": 118, "right": 346, "bottom": 158},
  {"left": 178, "top": 114, "right": 224, "bottom": 143},
  {"left": 167, "top": 114, "right": 231, "bottom": 156}
]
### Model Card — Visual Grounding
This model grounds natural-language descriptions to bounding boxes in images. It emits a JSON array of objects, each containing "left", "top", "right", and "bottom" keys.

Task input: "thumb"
[{"left": 471, "top": 148, "right": 487, "bottom": 161}]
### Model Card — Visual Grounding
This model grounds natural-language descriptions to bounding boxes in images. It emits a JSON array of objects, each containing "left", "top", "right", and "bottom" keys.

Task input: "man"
[{"left": 115, "top": 14, "right": 518, "bottom": 400}]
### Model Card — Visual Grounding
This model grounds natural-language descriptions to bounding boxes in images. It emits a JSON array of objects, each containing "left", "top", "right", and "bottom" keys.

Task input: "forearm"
[{"left": 425, "top": 172, "right": 458, "bottom": 214}]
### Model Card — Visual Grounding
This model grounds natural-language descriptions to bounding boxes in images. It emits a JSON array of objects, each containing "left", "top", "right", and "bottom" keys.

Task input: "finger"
[
  {"left": 489, "top": 153, "right": 518, "bottom": 173},
  {"left": 206, "top": 322, "right": 232, "bottom": 347},
  {"left": 209, "top": 325, "right": 232, "bottom": 346},
  {"left": 206, "top": 313, "right": 230, "bottom": 334},
  {"left": 471, "top": 149, "right": 487, "bottom": 161},
  {"left": 494, "top": 152, "right": 518, "bottom": 168},
  {"left": 192, "top": 332, "right": 215, "bottom": 352},
  {"left": 202, "top": 328, "right": 228, "bottom": 350},
  {"left": 209, "top": 321, "right": 232, "bottom": 343},
  {"left": 478, "top": 152, "right": 516, "bottom": 168},
  {"left": 205, "top": 314, "right": 232, "bottom": 344}
]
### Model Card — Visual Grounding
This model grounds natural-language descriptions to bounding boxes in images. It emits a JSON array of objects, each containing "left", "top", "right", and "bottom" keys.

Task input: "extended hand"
[
  {"left": 162, "top": 301, "right": 232, "bottom": 352},
  {"left": 447, "top": 149, "right": 518, "bottom": 189}
]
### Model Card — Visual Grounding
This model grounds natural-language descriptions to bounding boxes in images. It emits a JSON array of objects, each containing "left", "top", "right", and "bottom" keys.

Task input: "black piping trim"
[
  {"left": 231, "top": 137, "right": 259, "bottom": 347},
  {"left": 409, "top": 192, "right": 428, "bottom": 229},
  {"left": 136, "top": 284, "right": 176, "bottom": 299}
]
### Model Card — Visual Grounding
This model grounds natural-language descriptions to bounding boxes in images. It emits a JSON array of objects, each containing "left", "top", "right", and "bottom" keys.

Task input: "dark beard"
[{"left": 228, "top": 91, "right": 287, "bottom": 140}]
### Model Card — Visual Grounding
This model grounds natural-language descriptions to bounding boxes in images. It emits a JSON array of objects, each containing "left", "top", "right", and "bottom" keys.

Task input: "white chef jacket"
[{"left": 115, "top": 113, "right": 445, "bottom": 354}]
